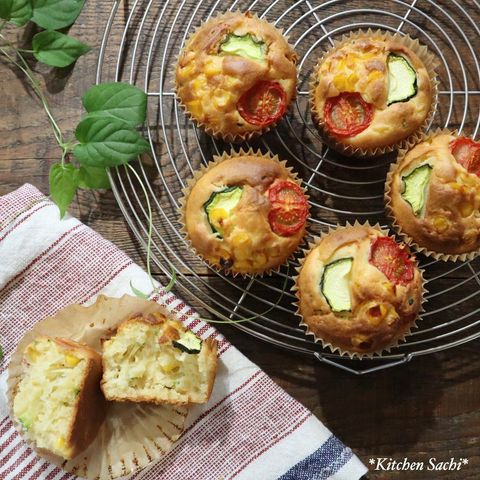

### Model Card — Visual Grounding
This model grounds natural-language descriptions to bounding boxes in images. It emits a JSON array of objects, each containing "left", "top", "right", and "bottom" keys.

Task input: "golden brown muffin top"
[
  {"left": 387, "top": 133, "right": 480, "bottom": 257},
  {"left": 296, "top": 225, "right": 423, "bottom": 354},
  {"left": 311, "top": 34, "right": 433, "bottom": 152},
  {"left": 176, "top": 11, "right": 297, "bottom": 140},
  {"left": 183, "top": 153, "right": 308, "bottom": 275}
]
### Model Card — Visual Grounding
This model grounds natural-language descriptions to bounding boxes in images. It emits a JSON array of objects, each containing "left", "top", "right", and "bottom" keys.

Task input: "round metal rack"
[{"left": 96, "top": 0, "right": 480, "bottom": 374}]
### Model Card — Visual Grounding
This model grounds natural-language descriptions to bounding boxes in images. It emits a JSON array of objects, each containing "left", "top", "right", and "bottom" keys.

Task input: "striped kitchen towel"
[{"left": 0, "top": 184, "right": 368, "bottom": 480}]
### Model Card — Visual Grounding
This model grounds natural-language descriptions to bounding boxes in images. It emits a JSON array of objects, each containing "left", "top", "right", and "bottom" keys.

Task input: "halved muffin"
[
  {"left": 12, "top": 337, "right": 106, "bottom": 459},
  {"left": 101, "top": 312, "right": 217, "bottom": 405},
  {"left": 294, "top": 224, "right": 423, "bottom": 356},
  {"left": 176, "top": 11, "right": 298, "bottom": 141}
]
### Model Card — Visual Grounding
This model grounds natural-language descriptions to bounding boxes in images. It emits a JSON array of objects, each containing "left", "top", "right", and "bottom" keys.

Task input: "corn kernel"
[
  {"left": 347, "top": 73, "right": 359, "bottom": 88},
  {"left": 56, "top": 436, "right": 65, "bottom": 450},
  {"left": 187, "top": 100, "right": 203, "bottom": 118},
  {"left": 160, "top": 359, "right": 179, "bottom": 373},
  {"left": 191, "top": 76, "right": 206, "bottom": 94},
  {"left": 460, "top": 202, "right": 474, "bottom": 218},
  {"left": 65, "top": 353, "right": 80, "bottom": 367},
  {"left": 253, "top": 252, "right": 267, "bottom": 267},
  {"left": 368, "top": 70, "right": 383, "bottom": 82},
  {"left": 433, "top": 216, "right": 450, "bottom": 233},
  {"left": 231, "top": 232, "right": 250, "bottom": 248},
  {"left": 26, "top": 346, "right": 38, "bottom": 362},
  {"left": 333, "top": 74, "right": 347, "bottom": 91},
  {"left": 213, "top": 92, "right": 231, "bottom": 108},
  {"left": 204, "top": 58, "right": 223, "bottom": 77}
]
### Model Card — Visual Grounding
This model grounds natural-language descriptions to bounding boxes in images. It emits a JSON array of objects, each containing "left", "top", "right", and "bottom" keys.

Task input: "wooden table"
[{"left": 1, "top": 1, "right": 479, "bottom": 478}]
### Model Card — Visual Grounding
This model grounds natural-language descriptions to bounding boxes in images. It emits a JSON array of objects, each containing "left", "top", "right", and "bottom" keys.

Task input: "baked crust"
[
  {"left": 183, "top": 153, "right": 308, "bottom": 275},
  {"left": 387, "top": 133, "right": 480, "bottom": 256},
  {"left": 176, "top": 11, "right": 297, "bottom": 140},
  {"left": 296, "top": 225, "right": 423, "bottom": 355},
  {"left": 101, "top": 312, "right": 218, "bottom": 405},
  {"left": 311, "top": 35, "right": 433, "bottom": 151}
]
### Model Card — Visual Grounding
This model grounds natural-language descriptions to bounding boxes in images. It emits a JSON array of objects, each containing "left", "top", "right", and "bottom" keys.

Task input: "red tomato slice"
[
  {"left": 369, "top": 237, "right": 414, "bottom": 286},
  {"left": 266, "top": 180, "right": 308, "bottom": 236},
  {"left": 237, "top": 81, "right": 287, "bottom": 127},
  {"left": 450, "top": 137, "right": 480, "bottom": 177},
  {"left": 268, "top": 206, "right": 307, "bottom": 237},
  {"left": 268, "top": 180, "right": 306, "bottom": 207},
  {"left": 324, "top": 92, "right": 374, "bottom": 138}
]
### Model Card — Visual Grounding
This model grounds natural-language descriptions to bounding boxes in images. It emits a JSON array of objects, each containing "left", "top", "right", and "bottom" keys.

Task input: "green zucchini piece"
[
  {"left": 219, "top": 33, "right": 267, "bottom": 61},
  {"left": 401, "top": 164, "right": 432, "bottom": 216},
  {"left": 172, "top": 331, "right": 202, "bottom": 354},
  {"left": 320, "top": 257, "right": 353, "bottom": 313},
  {"left": 18, "top": 415, "right": 32, "bottom": 431},
  {"left": 387, "top": 53, "right": 417, "bottom": 105},
  {"left": 204, "top": 186, "right": 243, "bottom": 238}
]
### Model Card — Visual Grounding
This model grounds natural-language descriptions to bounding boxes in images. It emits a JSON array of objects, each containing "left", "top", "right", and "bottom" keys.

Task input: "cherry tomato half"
[
  {"left": 268, "top": 180, "right": 306, "bottom": 207},
  {"left": 450, "top": 137, "right": 480, "bottom": 177},
  {"left": 267, "top": 180, "right": 308, "bottom": 237},
  {"left": 268, "top": 206, "right": 308, "bottom": 237},
  {"left": 369, "top": 237, "right": 414, "bottom": 286},
  {"left": 324, "top": 92, "right": 374, "bottom": 138},
  {"left": 237, "top": 81, "right": 287, "bottom": 127}
]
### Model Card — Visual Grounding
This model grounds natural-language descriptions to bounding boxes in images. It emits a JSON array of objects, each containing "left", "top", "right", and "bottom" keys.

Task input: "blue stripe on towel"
[{"left": 278, "top": 435, "right": 353, "bottom": 479}]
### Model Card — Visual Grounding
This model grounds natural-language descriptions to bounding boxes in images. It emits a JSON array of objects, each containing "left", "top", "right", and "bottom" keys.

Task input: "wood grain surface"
[{"left": 1, "top": 1, "right": 479, "bottom": 478}]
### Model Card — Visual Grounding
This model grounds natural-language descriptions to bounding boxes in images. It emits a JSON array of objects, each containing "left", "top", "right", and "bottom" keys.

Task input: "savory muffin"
[
  {"left": 176, "top": 11, "right": 298, "bottom": 141},
  {"left": 12, "top": 337, "right": 106, "bottom": 459},
  {"left": 295, "top": 225, "right": 423, "bottom": 355},
  {"left": 310, "top": 30, "right": 436, "bottom": 156},
  {"left": 386, "top": 132, "right": 480, "bottom": 259},
  {"left": 181, "top": 150, "right": 309, "bottom": 275},
  {"left": 101, "top": 312, "right": 217, "bottom": 405}
]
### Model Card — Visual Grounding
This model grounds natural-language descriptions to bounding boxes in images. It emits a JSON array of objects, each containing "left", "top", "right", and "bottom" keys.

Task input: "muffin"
[
  {"left": 386, "top": 131, "right": 480, "bottom": 260},
  {"left": 175, "top": 11, "right": 298, "bottom": 141},
  {"left": 294, "top": 224, "right": 423, "bottom": 356},
  {"left": 101, "top": 312, "right": 218, "bottom": 405},
  {"left": 12, "top": 337, "right": 106, "bottom": 459},
  {"left": 310, "top": 30, "right": 437, "bottom": 156},
  {"left": 181, "top": 150, "right": 309, "bottom": 275}
]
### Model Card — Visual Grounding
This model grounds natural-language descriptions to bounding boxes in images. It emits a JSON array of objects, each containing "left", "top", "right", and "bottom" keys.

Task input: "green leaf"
[
  {"left": 49, "top": 163, "right": 79, "bottom": 218},
  {"left": 129, "top": 280, "right": 149, "bottom": 299},
  {"left": 82, "top": 83, "right": 147, "bottom": 127},
  {"left": 78, "top": 165, "right": 111, "bottom": 189},
  {"left": 73, "top": 116, "right": 150, "bottom": 168},
  {"left": 31, "top": 0, "right": 84, "bottom": 30},
  {"left": 0, "top": 0, "right": 14, "bottom": 20},
  {"left": 0, "top": 0, "right": 32, "bottom": 26},
  {"left": 32, "top": 31, "right": 90, "bottom": 68}
]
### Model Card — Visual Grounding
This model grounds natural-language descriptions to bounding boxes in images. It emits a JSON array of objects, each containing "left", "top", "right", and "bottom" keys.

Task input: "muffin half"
[
  {"left": 294, "top": 224, "right": 424, "bottom": 356},
  {"left": 386, "top": 131, "right": 480, "bottom": 260},
  {"left": 310, "top": 30, "right": 437, "bottom": 156},
  {"left": 101, "top": 312, "right": 217, "bottom": 405},
  {"left": 176, "top": 11, "right": 298, "bottom": 141},
  {"left": 180, "top": 150, "right": 309, "bottom": 275},
  {"left": 12, "top": 337, "right": 106, "bottom": 459}
]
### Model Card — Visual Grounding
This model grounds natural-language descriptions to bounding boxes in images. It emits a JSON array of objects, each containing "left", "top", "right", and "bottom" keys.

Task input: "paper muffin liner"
[
  {"left": 385, "top": 128, "right": 480, "bottom": 262},
  {"left": 178, "top": 147, "right": 310, "bottom": 278},
  {"left": 291, "top": 221, "right": 427, "bottom": 359},
  {"left": 174, "top": 10, "right": 298, "bottom": 143},
  {"left": 7, "top": 295, "right": 189, "bottom": 480},
  {"left": 309, "top": 29, "right": 439, "bottom": 158}
]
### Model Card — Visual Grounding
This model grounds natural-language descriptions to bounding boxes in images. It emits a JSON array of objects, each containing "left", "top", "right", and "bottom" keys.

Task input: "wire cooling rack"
[{"left": 95, "top": 0, "right": 480, "bottom": 374}]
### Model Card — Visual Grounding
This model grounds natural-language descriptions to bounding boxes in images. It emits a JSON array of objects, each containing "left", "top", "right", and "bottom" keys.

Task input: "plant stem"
[{"left": 0, "top": 34, "right": 68, "bottom": 157}]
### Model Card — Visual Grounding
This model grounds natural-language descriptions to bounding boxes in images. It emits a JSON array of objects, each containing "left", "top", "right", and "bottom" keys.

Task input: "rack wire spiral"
[{"left": 96, "top": 0, "right": 480, "bottom": 374}]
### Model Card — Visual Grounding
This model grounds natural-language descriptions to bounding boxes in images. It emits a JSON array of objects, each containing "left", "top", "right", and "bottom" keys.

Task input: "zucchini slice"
[
  {"left": 401, "top": 163, "right": 432, "bottom": 216},
  {"left": 172, "top": 331, "right": 202, "bottom": 354},
  {"left": 219, "top": 33, "right": 267, "bottom": 61},
  {"left": 204, "top": 186, "right": 243, "bottom": 238},
  {"left": 320, "top": 257, "right": 353, "bottom": 313},
  {"left": 387, "top": 53, "right": 417, "bottom": 105}
]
